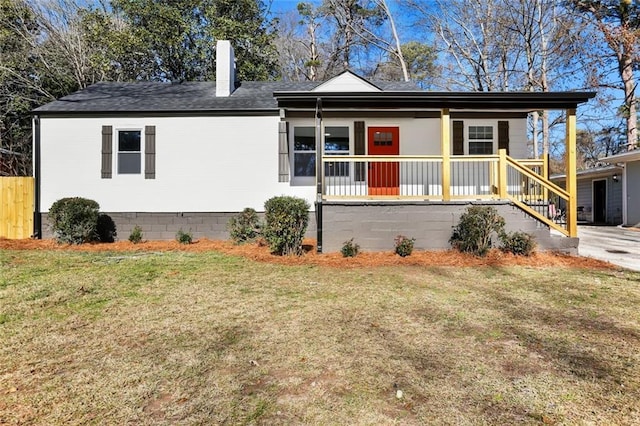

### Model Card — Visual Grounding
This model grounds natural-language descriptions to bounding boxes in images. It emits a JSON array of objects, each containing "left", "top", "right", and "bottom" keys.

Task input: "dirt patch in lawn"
[{"left": 0, "top": 237, "right": 614, "bottom": 269}]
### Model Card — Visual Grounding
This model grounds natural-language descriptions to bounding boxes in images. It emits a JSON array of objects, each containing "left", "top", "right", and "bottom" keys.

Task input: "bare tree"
[
  {"left": 275, "top": 0, "right": 426, "bottom": 83},
  {"left": 572, "top": 0, "right": 640, "bottom": 151}
]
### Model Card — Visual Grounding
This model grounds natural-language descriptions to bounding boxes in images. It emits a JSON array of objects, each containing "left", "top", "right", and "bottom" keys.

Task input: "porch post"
[
  {"left": 315, "top": 97, "right": 323, "bottom": 253},
  {"left": 498, "top": 149, "right": 507, "bottom": 199},
  {"left": 441, "top": 108, "right": 451, "bottom": 201},
  {"left": 566, "top": 108, "right": 578, "bottom": 238}
]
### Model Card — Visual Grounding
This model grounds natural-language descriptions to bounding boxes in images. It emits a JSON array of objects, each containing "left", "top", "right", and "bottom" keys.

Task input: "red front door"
[{"left": 368, "top": 127, "right": 400, "bottom": 195}]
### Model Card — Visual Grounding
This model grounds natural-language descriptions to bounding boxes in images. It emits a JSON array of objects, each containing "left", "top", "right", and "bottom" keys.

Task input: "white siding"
[
  {"left": 451, "top": 118, "right": 528, "bottom": 158},
  {"left": 39, "top": 116, "right": 314, "bottom": 212},
  {"left": 626, "top": 161, "right": 640, "bottom": 226},
  {"left": 39, "top": 114, "right": 531, "bottom": 213},
  {"left": 285, "top": 116, "right": 527, "bottom": 157}
]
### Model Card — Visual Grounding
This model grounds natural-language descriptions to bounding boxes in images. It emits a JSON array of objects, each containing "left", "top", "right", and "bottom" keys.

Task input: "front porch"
[{"left": 274, "top": 86, "right": 595, "bottom": 253}]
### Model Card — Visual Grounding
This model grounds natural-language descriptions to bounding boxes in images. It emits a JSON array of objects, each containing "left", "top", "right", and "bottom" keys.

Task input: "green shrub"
[
  {"left": 129, "top": 225, "right": 143, "bottom": 244},
  {"left": 97, "top": 214, "right": 117, "bottom": 243},
  {"left": 500, "top": 231, "right": 536, "bottom": 256},
  {"left": 394, "top": 235, "right": 415, "bottom": 257},
  {"left": 263, "top": 196, "right": 310, "bottom": 256},
  {"left": 176, "top": 229, "right": 193, "bottom": 244},
  {"left": 449, "top": 205, "right": 506, "bottom": 256},
  {"left": 49, "top": 197, "right": 100, "bottom": 244},
  {"left": 341, "top": 238, "right": 360, "bottom": 257},
  {"left": 228, "top": 208, "right": 261, "bottom": 244}
]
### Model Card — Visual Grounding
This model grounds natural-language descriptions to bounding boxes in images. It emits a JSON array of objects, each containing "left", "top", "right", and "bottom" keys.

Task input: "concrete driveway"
[{"left": 578, "top": 225, "right": 640, "bottom": 271}]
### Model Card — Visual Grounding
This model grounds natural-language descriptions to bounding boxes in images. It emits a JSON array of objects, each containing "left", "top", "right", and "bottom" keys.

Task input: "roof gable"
[{"left": 312, "top": 70, "right": 381, "bottom": 93}]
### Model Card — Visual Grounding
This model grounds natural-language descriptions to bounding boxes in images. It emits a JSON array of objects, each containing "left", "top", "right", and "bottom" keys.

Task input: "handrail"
[
  {"left": 505, "top": 156, "right": 569, "bottom": 199},
  {"left": 503, "top": 152, "right": 570, "bottom": 236},
  {"left": 322, "top": 155, "right": 443, "bottom": 161}
]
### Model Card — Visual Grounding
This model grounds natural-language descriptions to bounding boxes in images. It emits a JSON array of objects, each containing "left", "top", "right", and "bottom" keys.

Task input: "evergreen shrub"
[
  {"left": 263, "top": 196, "right": 310, "bottom": 255},
  {"left": 49, "top": 197, "right": 101, "bottom": 244},
  {"left": 450, "top": 205, "right": 505, "bottom": 256},
  {"left": 228, "top": 208, "right": 261, "bottom": 244}
]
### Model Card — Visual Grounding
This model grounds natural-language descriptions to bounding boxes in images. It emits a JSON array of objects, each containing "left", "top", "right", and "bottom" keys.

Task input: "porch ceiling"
[{"left": 273, "top": 91, "right": 596, "bottom": 111}]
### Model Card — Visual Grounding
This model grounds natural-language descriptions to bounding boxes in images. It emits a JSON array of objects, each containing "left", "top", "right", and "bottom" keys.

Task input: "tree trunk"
[{"left": 621, "top": 53, "right": 637, "bottom": 150}]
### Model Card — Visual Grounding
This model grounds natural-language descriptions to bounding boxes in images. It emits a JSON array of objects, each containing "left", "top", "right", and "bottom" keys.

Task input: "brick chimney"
[{"left": 216, "top": 40, "right": 236, "bottom": 97}]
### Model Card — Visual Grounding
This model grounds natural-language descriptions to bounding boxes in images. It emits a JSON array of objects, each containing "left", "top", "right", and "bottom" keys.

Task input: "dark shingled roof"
[{"left": 34, "top": 80, "right": 421, "bottom": 114}]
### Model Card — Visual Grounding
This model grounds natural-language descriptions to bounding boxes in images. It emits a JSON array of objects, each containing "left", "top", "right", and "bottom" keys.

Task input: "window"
[
  {"left": 324, "top": 126, "right": 350, "bottom": 177},
  {"left": 117, "top": 130, "right": 141, "bottom": 174},
  {"left": 468, "top": 126, "right": 493, "bottom": 155},
  {"left": 293, "top": 127, "right": 315, "bottom": 177}
]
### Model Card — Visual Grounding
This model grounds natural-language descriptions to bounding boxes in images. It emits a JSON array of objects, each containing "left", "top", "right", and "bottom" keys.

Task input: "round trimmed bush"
[
  {"left": 263, "top": 196, "right": 310, "bottom": 256},
  {"left": 49, "top": 197, "right": 100, "bottom": 244}
]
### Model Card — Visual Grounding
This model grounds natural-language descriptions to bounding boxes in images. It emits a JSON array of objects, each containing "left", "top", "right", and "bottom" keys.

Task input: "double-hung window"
[
  {"left": 117, "top": 130, "right": 142, "bottom": 174},
  {"left": 293, "top": 127, "right": 316, "bottom": 177},
  {"left": 468, "top": 126, "right": 494, "bottom": 155},
  {"left": 324, "top": 126, "right": 349, "bottom": 177}
]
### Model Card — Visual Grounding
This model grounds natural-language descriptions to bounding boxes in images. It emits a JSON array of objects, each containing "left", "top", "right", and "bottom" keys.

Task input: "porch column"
[
  {"left": 565, "top": 108, "right": 578, "bottom": 237},
  {"left": 315, "top": 97, "right": 323, "bottom": 253},
  {"left": 441, "top": 108, "right": 451, "bottom": 201}
]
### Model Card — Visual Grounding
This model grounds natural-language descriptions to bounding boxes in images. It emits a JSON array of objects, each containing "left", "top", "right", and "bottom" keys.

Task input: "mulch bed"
[{"left": 0, "top": 238, "right": 615, "bottom": 269}]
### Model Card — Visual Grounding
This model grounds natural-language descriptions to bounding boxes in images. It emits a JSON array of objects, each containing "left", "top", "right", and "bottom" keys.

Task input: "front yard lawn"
[{"left": 1, "top": 249, "right": 639, "bottom": 424}]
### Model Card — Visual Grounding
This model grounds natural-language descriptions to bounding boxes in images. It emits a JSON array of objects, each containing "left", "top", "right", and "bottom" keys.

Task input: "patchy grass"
[{"left": 0, "top": 249, "right": 639, "bottom": 425}]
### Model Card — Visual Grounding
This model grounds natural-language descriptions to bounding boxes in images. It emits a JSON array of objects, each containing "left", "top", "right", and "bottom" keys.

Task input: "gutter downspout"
[
  {"left": 33, "top": 115, "right": 41, "bottom": 239},
  {"left": 315, "top": 97, "right": 323, "bottom": 253}
]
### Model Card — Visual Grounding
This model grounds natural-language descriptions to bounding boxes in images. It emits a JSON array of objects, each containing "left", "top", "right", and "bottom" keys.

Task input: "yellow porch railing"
[{"left": 321, "top": 150, "right": 570, "bottom": 236}]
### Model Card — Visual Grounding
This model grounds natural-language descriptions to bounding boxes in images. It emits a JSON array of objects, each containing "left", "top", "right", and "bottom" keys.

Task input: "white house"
[{"left": 33, "top": 41, "right": 595, "bottom": 252}]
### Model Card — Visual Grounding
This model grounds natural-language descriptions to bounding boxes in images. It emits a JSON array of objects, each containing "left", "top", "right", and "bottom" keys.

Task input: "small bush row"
[
  {"left": 51, "top": 198, "right": 535, "bottom": 257},
  {"left": 450, "top": 205, "right": 536, "bottom": 257},
  {"left": 49, "top": 197, "right": 193, "bottom": 245}
]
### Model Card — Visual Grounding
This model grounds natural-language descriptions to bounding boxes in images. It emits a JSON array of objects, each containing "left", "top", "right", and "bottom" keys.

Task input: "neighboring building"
[
  {"left": 551, "top": 166, "right": 623, "bottom": 225},
  {"left": 32, "top": 41, "right": 595, "bottom": 252},
  {"left": 602, "top": 150, "right": 640, "bottom": 227}
]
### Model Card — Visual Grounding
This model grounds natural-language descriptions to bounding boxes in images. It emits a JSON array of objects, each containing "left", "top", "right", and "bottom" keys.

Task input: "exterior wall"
[
  {"left": 40, "top": 115, "right": 530, "bottom": 216},
  {"left": 455, "top": 118, "right": 528, "bottom": 158},
  {"left": 287, "top": 116, "right": 528, "bottom": 191},
  {"left": 576, "top": 179, "right": 592, "bottom": 221},
  {"left": 39, "top": 116, "right": 316, "bottom": 213},
  {"left": 321, "top": 201, "right": 577, "bottom": 253},
  {"left": 626, "top": 161, "right": 640, "bottom": 226},
  {"left": 607, "top": 177, "right": 624, "bottom": 224},
  {"left": 40, "top": 211, "right": 318, "bottom": 241},
  {"left": 558, "top": 173, "right": 623, "bottom": 225}
]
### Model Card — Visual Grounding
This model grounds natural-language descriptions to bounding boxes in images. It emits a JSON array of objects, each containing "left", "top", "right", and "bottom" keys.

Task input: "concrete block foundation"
[
  {"left": 39, "top": 201, "right": 578, "bottom": 254},
  {"left": 319, "top": 200, "right": 577, "bottom": 254}
]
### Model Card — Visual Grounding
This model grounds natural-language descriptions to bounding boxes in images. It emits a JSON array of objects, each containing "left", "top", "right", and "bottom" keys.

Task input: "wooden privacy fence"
[{"left": 0, "top": 177, "right": 34, "bottom": 239}]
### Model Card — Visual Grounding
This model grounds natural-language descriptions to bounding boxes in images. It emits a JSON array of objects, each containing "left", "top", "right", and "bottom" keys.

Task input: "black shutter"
[
  {"left": 278, "top": 121, "right": 289, "bottom": 182},
  {"left": 354, "top": 121, "right": 365, "bottom": 181},
  {"left": 145, "top": 126, "right": 156, "bottom": 179},
  {"left": 452, "top": 121, "right": 464, "bottom": 155},
  {"left": 101, "top": 125, "right": 112, "bottom": 178},
  {"left": 498, "top": 121, "right": 509, "bottom": 155}
]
